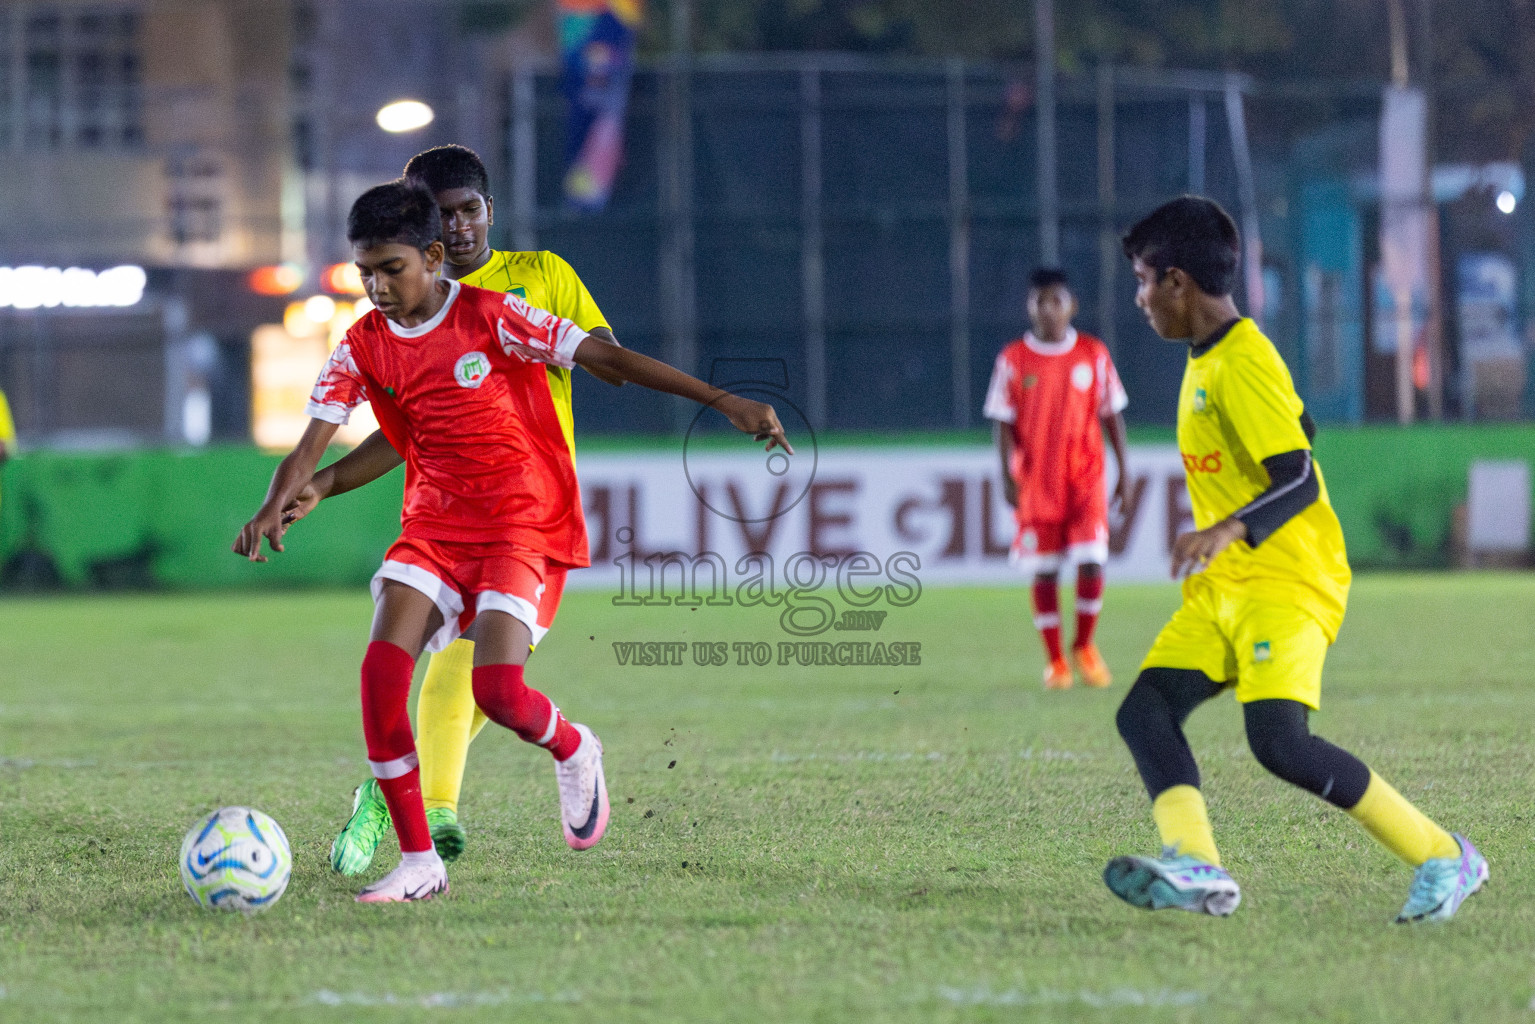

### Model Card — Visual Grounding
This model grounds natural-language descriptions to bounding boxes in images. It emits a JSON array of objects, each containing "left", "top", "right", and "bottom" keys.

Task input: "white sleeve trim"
[
  {"left": 1098, "top": 351, "right": 1129, "bottom": 416},
  {"left": 982, "top": 353, "right": 1016, "bottom": 423},
  {"left": 550, "top": 321, "right": 588, "bottom": 367},
  {"left": 304, "top": 401, "right": 352, "bottom": 425}
]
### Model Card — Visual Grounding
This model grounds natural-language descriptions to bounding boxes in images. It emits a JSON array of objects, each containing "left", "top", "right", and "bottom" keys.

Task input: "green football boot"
[
  {"left": 329, "top": 779, "right": 390, "bottom": 876},
  {"left": 426, "top": 806, "right": 468, "bottom": 863}
]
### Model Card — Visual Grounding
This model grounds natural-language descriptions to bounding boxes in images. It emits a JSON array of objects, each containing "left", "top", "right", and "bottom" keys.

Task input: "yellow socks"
[
  {"left": 416, "top": 638, "right": 488, "bottom": 813},
  {"left": 1148, "top": 774, "right": 1456, "bottom": 871},
  {"left": 1152, "top": 785, "right": 1221, "bottom": 866},
  {"left": 1347, "top": 770, "right": 1460, "bottom": 865}
]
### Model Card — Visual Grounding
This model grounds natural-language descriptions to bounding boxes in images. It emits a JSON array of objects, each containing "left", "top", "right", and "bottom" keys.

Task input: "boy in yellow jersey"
[
  {"left": 1103, "top": 196, "right": 1486, "bottom": 923},
  {"left": 289, "top": 146, "right": 625, "bottom": 873},
  {"left": 0, "top": 387, "right": 17, "bottom": 508}
]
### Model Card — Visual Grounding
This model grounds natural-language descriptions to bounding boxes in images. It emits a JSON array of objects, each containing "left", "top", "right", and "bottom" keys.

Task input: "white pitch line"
[
  {"left": 308, "top": 989, "right": 581, "bottom": 1008},
  {"left": 935, "top": 985, "right": 1204, "bottom": 1008}
]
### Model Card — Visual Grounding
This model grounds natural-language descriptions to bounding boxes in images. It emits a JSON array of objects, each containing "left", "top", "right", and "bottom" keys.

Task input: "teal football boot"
[
  {"left": 1396, "top": 833, "right": 1488, "bottom": 923},
  {"left": 1104, "top": 848, "right": 1241, "bottom": 917}
]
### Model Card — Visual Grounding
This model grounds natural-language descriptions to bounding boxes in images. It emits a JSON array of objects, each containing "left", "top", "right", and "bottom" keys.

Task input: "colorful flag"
[{"left": 559, "top": 0, "right": 642, "bottom": 211}]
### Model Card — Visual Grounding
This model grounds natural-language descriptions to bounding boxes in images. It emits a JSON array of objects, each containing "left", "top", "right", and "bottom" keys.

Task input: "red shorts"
[
  {"left": 372, "top": 535, "right": 567, "bottom": 653},
  {"left": 1011, "top": 485, "right": 1109, "bottom": 574}
]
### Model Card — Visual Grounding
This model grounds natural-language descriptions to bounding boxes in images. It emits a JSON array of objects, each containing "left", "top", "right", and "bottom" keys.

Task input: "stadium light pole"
[
  {"left": 659, "top": 0, "right": 697, "bottom": 433},
  {"left": 1416, "top": 0, "right": 1444, "bottom": 421},
  {"left": 1035, "top": 0, "right": 1059, "bottom": 266}
]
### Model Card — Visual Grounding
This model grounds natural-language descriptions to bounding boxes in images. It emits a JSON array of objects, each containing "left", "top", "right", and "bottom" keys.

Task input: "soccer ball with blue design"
[{"left": 179, "top": 806, "right": 292, "bottom": 913}]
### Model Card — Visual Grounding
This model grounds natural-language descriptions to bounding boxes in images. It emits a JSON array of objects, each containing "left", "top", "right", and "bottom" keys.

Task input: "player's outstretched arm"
[
  {"left": 572, "top": 340, "right": 793, "bottom": 454},
  {"left": 281, "top": 429, "right": 404, "bottom": 527},
  {"left": 581, "top": 327, "right": 626, "bottom": 387},
  {"left": 497, "top": 291, "right": 788, "bottom": 450},
  {"left": 233, "top": 418, "right": 339, "bottom": 562}
]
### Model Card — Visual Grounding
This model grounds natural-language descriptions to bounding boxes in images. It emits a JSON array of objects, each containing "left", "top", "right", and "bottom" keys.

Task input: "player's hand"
[
  {"left": 281, "top": 467, "right": 335, "bottom": 528},
  {"left": 1170, "top": 518, "right": 1247, "bottom": 578},
  {"left": 233, "top": 506, "right": 286, "bottom": 563},
  {"left": 717, "top": 395, "right": 794, "bottom": 454},
  {"left": 280, "top": 482, "right": 322, "bottom": 528}
]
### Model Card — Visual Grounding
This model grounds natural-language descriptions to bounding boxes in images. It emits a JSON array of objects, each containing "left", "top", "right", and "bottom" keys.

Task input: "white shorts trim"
[
  {"left": 372, "top": 560, "right": 466, "bottom": 654},
  {"left": 1009, "top": 541, "right": 1109, "bottom": 576},
  {"left": 369, "top": 751, "right": 419, "bottom": 780},
  {"left": 1068, "top": 540, "right": 1109, "bottom": 565},
  {"left": 476, "top": 590, "right": 551, "bottom": 647},
  {"left": 1010, "top": 548, "right": 1064, "bottom": 575}
]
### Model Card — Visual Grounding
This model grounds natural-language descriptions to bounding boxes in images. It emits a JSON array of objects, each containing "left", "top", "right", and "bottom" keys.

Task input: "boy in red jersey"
[
  {"left": 234, "top": 181, "right": 790, "bottom": 902},
  {"left": 984, "top": 268, "right": 1130, "bottom": 691}
]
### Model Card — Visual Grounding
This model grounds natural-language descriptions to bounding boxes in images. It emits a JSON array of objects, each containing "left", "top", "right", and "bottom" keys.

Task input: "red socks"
[
  {"left": 472, "top": 663, "right": 582, "bottom": 761},
  {"left": 1034, "top": 566, "right": 1106, "bottom": 657},
  {"left": 1030, "top": 577, "right": 1064, "bottom": 663},
  {"left": 360, "top": 640, "right": 432, "bottom": 853},
  {"left": 1075, "top": 565, "right": 1105, "bottom": 649}
]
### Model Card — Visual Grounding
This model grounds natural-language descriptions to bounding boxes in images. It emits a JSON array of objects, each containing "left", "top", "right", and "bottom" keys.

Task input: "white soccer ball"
[{"left": 179, "top": 806, "right": 292, "bottom": 913}]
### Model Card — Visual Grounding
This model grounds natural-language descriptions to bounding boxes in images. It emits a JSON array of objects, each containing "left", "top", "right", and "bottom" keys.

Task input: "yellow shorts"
[{"left": 1141, "top": 576, "right": 1331, "bottom": 709}]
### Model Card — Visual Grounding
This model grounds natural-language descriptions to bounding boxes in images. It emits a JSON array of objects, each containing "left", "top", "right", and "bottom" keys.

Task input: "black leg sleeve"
[
  {"left": 1115, "top": 668, "right": 1227, "bottom": 800},
  {"left": 1242, "top": 699, "right": 1372, "bottom": 809}
]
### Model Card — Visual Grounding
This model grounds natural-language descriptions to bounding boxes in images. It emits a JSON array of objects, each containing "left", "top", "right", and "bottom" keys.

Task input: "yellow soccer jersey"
[
  {"left": 0, "top": 387, "right": 15, "bottom": 511},
  {"left": 1177, "top": 319, "right": 1351, "bottom": 639},
  {"left": 459, "top": 250, "right": 611, "bottom": 457},
  {"left": 0, "top": 389, "right": 15, "bottom": 454}
]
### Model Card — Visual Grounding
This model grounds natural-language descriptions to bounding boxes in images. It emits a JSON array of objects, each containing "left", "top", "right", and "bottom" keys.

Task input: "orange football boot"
[
  {"left": 1071, "top": 644, "right": 1113, "bottom": 688},
  {"left": 1043, "top": 657, "right": 1074, "bottom": 690}
]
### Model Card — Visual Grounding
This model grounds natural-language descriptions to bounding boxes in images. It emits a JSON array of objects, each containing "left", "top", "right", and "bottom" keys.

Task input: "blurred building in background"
[
  {"left": 0, "top": 0, "right": 1532, "bottom": 451},
  {"left": 0, "top": 0, "right": 527, "bottom": 448}
]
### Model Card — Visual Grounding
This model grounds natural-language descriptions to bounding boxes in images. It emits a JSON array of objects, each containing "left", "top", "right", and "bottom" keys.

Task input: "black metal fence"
[{"left": 505, "top": 55, "right": 1254, "bottom": 433}]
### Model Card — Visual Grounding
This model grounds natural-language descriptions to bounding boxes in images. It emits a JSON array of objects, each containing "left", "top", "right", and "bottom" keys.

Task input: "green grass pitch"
[{"left": 1, "top": 575, "right": 1532, "bottom": 1022}]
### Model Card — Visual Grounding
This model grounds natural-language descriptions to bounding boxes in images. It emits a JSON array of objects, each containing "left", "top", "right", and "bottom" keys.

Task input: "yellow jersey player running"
[
  {"left": 0, "top": 385, "right": 17, "bottom": 510},
  {"left": 1103, "top": 196, "right": 1486, "bottom": 923},
  {"left": 311, "top": 145, "right": 624, "bottom": 873}
]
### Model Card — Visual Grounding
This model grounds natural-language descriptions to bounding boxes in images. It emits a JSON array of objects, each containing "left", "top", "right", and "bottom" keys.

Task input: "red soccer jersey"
[
  {"left": 306, "top": 280, "right": 592, "bottom": 568},
  {"left": 982, "top": 329, "right": 1128, "bottom": 525}
]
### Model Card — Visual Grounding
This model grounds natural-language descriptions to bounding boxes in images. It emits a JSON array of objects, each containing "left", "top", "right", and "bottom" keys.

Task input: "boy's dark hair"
[
  {"left": 1029, "top": 267, "right": 1070, "bottom": 291},
  {"left": 346, "top": 179, "right": 442, "bottom": 251},
  {"left": 1121, "top": 195, "right": 1239, "bottom": 296},
  {"left": 404, "top": 144, "right": 491, "bottom": 199}
]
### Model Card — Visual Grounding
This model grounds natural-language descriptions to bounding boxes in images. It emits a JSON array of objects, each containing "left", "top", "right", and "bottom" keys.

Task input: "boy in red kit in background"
[{"left": 984, "top": 268, "right": 1131, "bottom": 690}]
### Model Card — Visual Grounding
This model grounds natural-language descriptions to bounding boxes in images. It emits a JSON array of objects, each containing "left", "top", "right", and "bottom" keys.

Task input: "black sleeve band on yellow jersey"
[
  {"left": 1233, "top": 449, "right": 1319, "bottom": 547},
  {"left": 1299, "top": 409, "right": 1317, "bottom": 443}
]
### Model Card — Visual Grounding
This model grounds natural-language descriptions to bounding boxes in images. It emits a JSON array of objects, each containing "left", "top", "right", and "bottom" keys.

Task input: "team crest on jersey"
[
  {"left": 1022, "top": 373, "right": 1038, "bottom": 389},
  {"left": 1070, "top": 363, "right": 1093, "bottom": 391},
  {"left": 509, "top": 285, "right": 527, "bottom": 298},
  {"left": 454, "top": 351, "right": 491, "bottom": 388},
  {"left": 1253, "top": 640, "right": 1272, "bottom": 662},
  {"left": 1193, "top": 387, "right": 1208, "bottom": 412}
]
